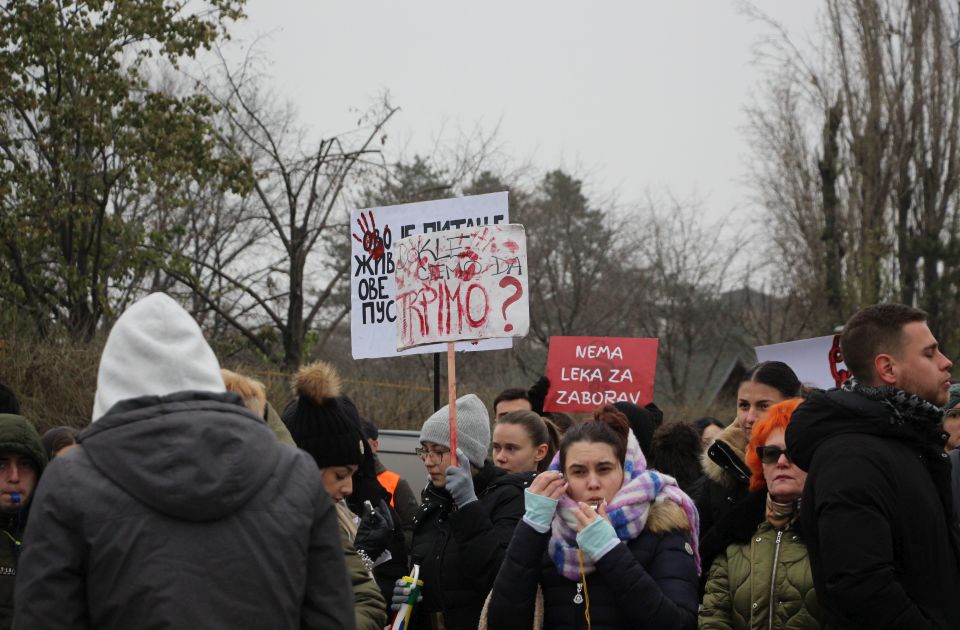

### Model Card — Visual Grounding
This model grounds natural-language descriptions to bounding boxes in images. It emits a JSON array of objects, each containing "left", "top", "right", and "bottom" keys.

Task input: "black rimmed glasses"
[{"left": 415, "top": 446, "right": 450, "bottom": 462}]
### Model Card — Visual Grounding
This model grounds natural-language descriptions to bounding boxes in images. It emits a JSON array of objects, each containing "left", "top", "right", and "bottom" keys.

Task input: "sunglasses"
[{"left": 756, "top": 445, "right": 792, "bottom": 465}]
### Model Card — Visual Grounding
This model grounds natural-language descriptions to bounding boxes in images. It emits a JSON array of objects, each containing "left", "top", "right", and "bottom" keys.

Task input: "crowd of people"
[{"left": 0, "top": 295, "right": 958, "bottom": 629}]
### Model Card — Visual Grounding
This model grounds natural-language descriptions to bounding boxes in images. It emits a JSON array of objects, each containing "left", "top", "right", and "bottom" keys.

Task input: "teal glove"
[
  {"left": 576, "top": 516, "right": 620, "bottom": 561},
  {"left": 522, "top": 489, "right": 558, "bottom": 533}
]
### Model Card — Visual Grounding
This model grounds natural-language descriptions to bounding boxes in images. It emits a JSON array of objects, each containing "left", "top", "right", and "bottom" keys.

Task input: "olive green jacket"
[
  {"left": 337, "top": 502, "right": 387, "bottom": 630},
  {"left": 700, "top": 520, "right": 829, "bottom": 630}
]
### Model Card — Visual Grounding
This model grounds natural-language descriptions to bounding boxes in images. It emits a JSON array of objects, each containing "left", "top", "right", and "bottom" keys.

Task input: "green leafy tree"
[{"left": 0, "top": 0, "right": 247, "bottom": 339}]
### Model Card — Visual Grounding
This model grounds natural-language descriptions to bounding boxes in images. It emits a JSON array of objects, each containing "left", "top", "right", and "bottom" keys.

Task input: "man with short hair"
[
  {"left": 13, "top": 293, "right": 352, "bottom": 629},
  {"left": 0, "top": 413, "right": 46, "bottom": 629},
  {"left": 787, "top": 304, "right": 960, "bottom": 628},
  {"left": 492, "top": 387, "right": 531, "bottom": 419}
]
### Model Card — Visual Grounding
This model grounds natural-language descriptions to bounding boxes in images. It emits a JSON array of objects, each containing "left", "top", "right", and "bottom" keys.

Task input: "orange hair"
[{"left": 745, "top": 398, "right": 803, "bottom": 491}]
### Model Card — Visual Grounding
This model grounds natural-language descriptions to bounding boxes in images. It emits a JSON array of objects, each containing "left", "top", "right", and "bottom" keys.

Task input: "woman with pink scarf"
[{"left": 485, "top": 405, "right": 700, "bottom": 629}]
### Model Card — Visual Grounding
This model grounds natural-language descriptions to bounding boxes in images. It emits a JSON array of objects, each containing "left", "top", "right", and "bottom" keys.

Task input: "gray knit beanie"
[
  {"left": 947, "top": 383, "right": 960, "bottom": 411},
  {"left": 419, "top": 394, "right": 490, "bottom": 467}
]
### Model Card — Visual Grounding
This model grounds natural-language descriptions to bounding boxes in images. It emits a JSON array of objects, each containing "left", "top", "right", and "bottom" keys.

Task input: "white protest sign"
[
  {"left": 394, "top": 224, "right": 529, "bottom": 350},
  {"left": 350, "top": 192, "right": 512, "bottom": 359},
  {"left": 755, "top": 334, "right": 850, "bottom": 390}
]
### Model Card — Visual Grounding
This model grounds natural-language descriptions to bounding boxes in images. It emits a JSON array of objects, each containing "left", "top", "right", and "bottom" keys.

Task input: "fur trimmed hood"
[
  {"left": 701, "top": 421, "right": 747, "bottom": 485},
  {"left": 220, "top": 369, "right": 267, "bottom": 418},
  {"left": 646, "top": 498, "right": 692, "bottom": 534}
]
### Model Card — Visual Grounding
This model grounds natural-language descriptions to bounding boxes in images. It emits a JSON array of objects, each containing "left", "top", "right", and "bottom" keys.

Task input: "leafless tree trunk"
[{"left": 744, "top": 0, "right": 960, "bottom": 350}]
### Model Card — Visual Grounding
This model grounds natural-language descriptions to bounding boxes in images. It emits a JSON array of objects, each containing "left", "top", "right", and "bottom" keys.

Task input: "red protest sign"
[{"left": 543, "top": 336, "right": 659, "bottom": 412}]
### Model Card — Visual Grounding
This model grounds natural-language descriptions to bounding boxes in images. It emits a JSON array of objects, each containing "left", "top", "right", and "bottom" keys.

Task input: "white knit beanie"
[{"left": 419, "top": 394, "right": 490, "bottom": 467}]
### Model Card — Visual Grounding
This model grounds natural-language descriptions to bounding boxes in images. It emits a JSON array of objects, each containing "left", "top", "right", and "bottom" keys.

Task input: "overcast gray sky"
[{"left": 225, "top": 1, "right": 820, "bottom": 219}]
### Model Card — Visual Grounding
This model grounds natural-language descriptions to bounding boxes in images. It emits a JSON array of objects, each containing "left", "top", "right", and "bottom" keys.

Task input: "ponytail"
[{"left": 497, "top": 411, "right": 560, "bottom": 473}]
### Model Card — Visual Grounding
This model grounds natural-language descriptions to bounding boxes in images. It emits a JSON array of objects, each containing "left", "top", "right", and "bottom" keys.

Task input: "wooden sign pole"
[{"left": 447, "top": 342, "right": 458, "bottom": 467}]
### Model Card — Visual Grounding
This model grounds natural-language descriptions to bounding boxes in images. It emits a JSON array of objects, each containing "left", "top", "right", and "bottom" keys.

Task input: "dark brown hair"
[
  {"left": 41, "top": 426, "right": 80, "bottom": 459},
  {"left": 544, "top": 411, "right": 574, "bottom": 434},
  {"left": 841, "top": 304, "right": 928, "bottom": 381},
  {"left": 496, "top": 411, "right": 560, "bottom": 473},
  {"left": 493, "top": 387, "right": 530, "bottom": 410},
  {"left": 739, "top": 361, "right": 802, "bottom": 399},
  {"left": 559, "top": 405, "right": 630, "bottom": 471}
]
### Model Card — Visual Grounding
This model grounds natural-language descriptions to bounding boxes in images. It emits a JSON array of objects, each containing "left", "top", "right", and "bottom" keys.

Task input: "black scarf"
[{"left": 842, "top": 377, "right": 946, "bottom": 444}]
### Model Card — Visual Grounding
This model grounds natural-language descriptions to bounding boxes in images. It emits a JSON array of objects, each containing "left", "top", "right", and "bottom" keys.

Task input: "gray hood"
[{"left": 80, "top": 392, "right": 281, "bottom": 521}]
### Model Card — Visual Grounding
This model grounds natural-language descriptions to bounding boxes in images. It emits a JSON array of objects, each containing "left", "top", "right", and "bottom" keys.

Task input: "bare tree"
[
  {"left": 625, "top": 197, "right": 746, "bottom": 410},
  {"left": 166, "top": 53, "right": 397, "bottom": 369},
  {"left": 745, "top": 0, "right": 960, "bottom": 350},
  {"left": 521, "top": 170, "right": 637, "bottom": 345}
]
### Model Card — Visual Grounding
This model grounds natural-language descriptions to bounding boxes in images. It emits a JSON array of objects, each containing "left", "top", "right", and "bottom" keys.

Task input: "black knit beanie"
[
  {"left": 286, "top": 362, "right": 365, "bottom": 469},
  {"left": 613, "top": 401, "right": 657, "bottom": 458}
]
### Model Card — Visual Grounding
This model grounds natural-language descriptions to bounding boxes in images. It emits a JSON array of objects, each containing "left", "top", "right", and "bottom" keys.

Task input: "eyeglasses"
[
  {"left": 756, "top": 445, "right": 792, "bottom": 465},
  {"left": 415, "top": 446, "right": 450, "bottom": 462}
]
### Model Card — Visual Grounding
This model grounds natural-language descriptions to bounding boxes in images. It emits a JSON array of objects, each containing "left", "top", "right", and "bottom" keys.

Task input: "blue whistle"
[{"left": 10, "top": 493, "right": 20, "bottom": 504}]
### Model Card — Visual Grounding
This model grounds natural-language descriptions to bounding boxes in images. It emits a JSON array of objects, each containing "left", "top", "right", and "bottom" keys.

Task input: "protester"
[
  {"left": 694, "top": 417, "right": 725, "bottom": 451},
  {"left": 348, "top": 417, "right": 411, "bottom": 614},
  {"left": 649, "top": 421, "right": 702, "bottom": 492},
  {"left": 485, "top": 405, "right": 700, "bottom": 629},
  {"left": 492, "top": 410, "right": 560, "bottom": 474},
  {"left": 613, "top": 401, "right": 658, "bottom": 458},
  {"left": 787, "top": 304, "right": 960, "bottom": 628},
  {"left": 13, "top": 293, "right": 352, "bottom": 629},
  {"left": 520, "top": 375, "right": 576, "bottom": 435},
  {"left": 285, "top": 361, "right": 388, "bottom": 630},
  {"left": 948, "top": 386, "right": 960, "bottom": 515},
  {"left": 356, "top": 416, "right": 418, "bottom": 545},
  {"left": 0, "top": 387, "right": 18, "bottom": 416},
  {"left": 40, "top": 426, "right": 79, "bottom": 460},
  {"left": 943, "top": 383, "right": 960, "bottom": 450},
  {"left": 700, "top": 399, "right": 829, "bottom": 629},
  {"left": 396, "top": 393, "right": 529, "bottom": 630},
  {"left": 544, "top": 411, "right": 575, "bottom": 434},
  {"left": 692, "top": 362, "right": 802, "bottom": 540},
  {"left": 0, "top": 414, "right": 46, "bottom": 629},
  {"left": 220, "top": 368, "right": 296, "bottom": 446},
  {"left": 494, "top": 387, "right": 533, "bottom": 418}
]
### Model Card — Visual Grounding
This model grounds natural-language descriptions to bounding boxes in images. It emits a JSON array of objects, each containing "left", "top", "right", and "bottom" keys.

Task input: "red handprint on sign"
[{"left": 352, "top": 211, "right": 391, "bottom": 261}]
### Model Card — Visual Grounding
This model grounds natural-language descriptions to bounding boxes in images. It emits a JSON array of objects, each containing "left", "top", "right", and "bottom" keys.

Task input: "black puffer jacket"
[
  {"left": 786, "top": 388, "right": 960, "bottom": 629},
  {"left": 487, "top": 501, "right": 699, "bottom": 629},
  {"left": 13, "top": 392, "right": 353, "bottom": 630},
  {"left": 407, "top": 462, "right": 530, "bottom": 630},
  {"left": 690, "top": 422, "right": 750, "bottom": 543}
]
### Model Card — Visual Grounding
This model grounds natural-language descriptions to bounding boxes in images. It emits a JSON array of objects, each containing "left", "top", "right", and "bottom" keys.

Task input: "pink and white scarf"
[{"left": 547, "top": 431, "right": 701, "bottom": 579}]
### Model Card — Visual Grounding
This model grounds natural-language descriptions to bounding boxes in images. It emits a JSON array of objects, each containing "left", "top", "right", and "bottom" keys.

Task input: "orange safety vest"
[{"left": 377, "top": 469, "right": 400, "bottom": 507}]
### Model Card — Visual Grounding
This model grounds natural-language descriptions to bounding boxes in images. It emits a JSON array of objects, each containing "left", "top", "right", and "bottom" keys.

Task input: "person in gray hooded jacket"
[{"left": 12, "top": 293, "right": 354, "bottom": 630}]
